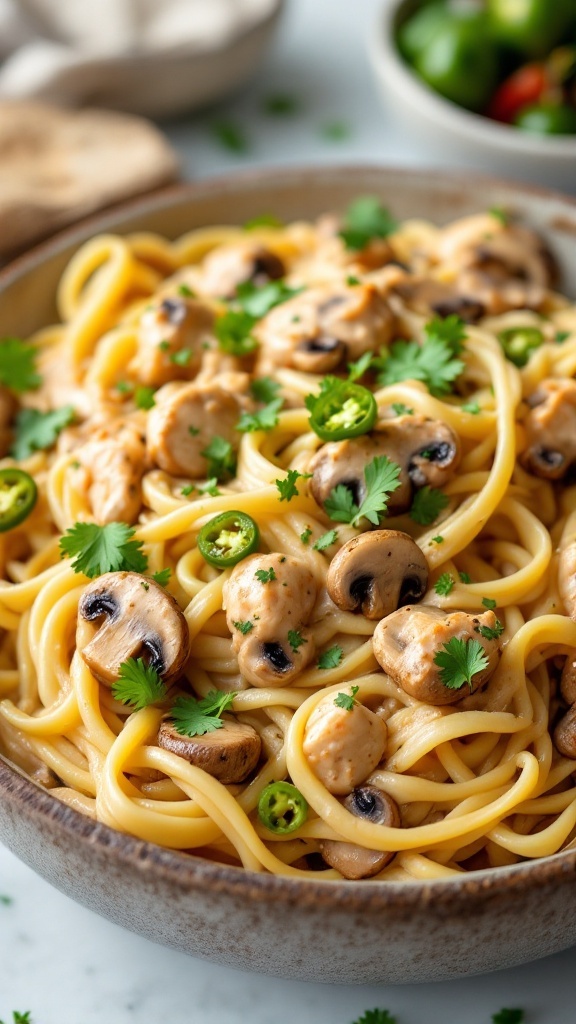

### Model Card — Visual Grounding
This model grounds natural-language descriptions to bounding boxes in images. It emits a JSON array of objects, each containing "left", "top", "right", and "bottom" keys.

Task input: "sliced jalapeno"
[
  {"left": 0, "top": 468, "right": 37, "bottom": 532},
  {"left": 498, "top": 326, "right": 544, "bottom": 367},
  {"left": 306, "top": 378, "right": 378, "bottom": 442},
  {"left": 257, "top": 781, "right": 308, "bottom": 834},
  {"left": 197, "top": 510, "right": 259, "bottom": 568}
]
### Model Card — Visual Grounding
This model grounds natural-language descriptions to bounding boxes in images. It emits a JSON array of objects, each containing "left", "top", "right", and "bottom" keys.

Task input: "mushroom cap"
[
  {"left": 303, "top": 695, "right": 387, "bottom": 795},
  {"left": 553, "top": 705, "right": 576, "bottom": 761},
  {"left": 326, "top": 530, "right": 429, "bottom": 620},
  {"left": 158, "top": 716, "right": 261, "bottom": 784},
  {"left": 372, "top": 604, "right": 501, "bottom": 706},
  {"left": 309, "top": 415, "right": 460, "bottom": 515},
  {"left": 521, "top": 379, "right": 576, "bottom": 481},
  {"left": 561, "top": 654, "right": 576, "bottom": 705},
  {"left": 78, "top": 571, "right": 190, "bottom": 686},
  {"left": 392, "top": 277, "right": 485, "bottom": 323},
  {"left": 199, "top": 241, "right": 285, "bottom": 299},
  {"left": 318, "top": 785, "right": 400, "bottom": 879}
]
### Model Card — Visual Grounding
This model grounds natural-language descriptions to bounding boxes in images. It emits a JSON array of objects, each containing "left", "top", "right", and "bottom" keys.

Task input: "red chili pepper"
[{"left": 487, "top": 63, "right": 548, "bottom": 123}]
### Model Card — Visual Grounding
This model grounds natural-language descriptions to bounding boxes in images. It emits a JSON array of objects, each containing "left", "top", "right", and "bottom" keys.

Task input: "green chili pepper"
[
  {"left": 0, "top": 468, "right": 37, "bottom": 532},
  {"left": 306, "top": 379, "right": 377, "bottom": 442},
  {"left": 257, "top": 781, "right": 308, "bottom": 834},
  {"left": 498, "top": 326, "right": 544, "bottom": 367},
  {"left": 197, "top": 510, "right": 259, "bottom": 568}
]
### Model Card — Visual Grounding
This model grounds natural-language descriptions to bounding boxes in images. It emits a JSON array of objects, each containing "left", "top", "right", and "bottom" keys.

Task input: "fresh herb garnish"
[
  {"left": 482, "top": 597, "right": 497, "bottom": 610},
  {"left": 236, "top": 279, "right": 301, "bottom": 319},
  {"left": 431, "top": 535, "right": 444, "bottom": 544},
  {"left": 409, "top": 486, "right": 449, "bottom": 526},
  {"left": 170, "top": 348, "right": 192, "bottom": 366},
  {"left": 324, "top": 455, "right": 402, "bottom": 528},
  {"left": 347, "top": 351, "right": 374, "bottom": 382},
  {"left": 111, "top": 658, "right": 167, "bottom": 710},
  {"left": 374, "top": 318, "right": 465, "bottom": 397},
  {"left": 334, "top": 684, "right": 359, "bottom": 711},
  {"left": 263, "top": 93, "right": 299, "bottom": 115},
  {"left": 215, "top": 310, "right": 258, "bottom": 356},
  {"left": 351, "top": 1010, "right": 397, "bottom": 1024},
  {"left": 134, "top": 385, "right": 156, "bottom": 410},
  {"left": 462, "top": 400, "right": 481, "bottom": 414},
  {"left": 433, "top": 637, "right": 489, "bottom": 692},
  {"left": 201, "top": 436, "right": 236, "bottom": 481},
  {"left": 211, "top": 120, "right": 248, "bottom": 153},
  {"left": 275, "top": 468, "right": 311, "bottom": 502},
  {"left": 250, "top": 376, "right": 281, "bottom": 404},
  {"left": 59, "top": 522, "right": 148, "bottom": 578},
  {"left": 11, "top": 405, "right": 74, "bottom": 460},
  {"left": 0, "top": 337, "right": 41, "bottom": 392},
  {"left": 151, "top": 568, "right": 171, "bottom": 587},
  {"left": 318, "top": 645, "right": 344, "bottom": 669},
  {"left": 391, "top": 402, "right": 414, "bottom": 416},
  {"left": 255, "top": 567, "right": 277, "bottom": 584},
  {"left": 492, "top": 1011, "right": 524, "bottom": 1024},
  {"left": 555, "top": 330, "right": 570, "bottom": 344},
  {"left": 434, "top": 572, "right": 455, "bottom": 596},
  {"left": 477, "top": 619, "right": 504, "bottom": 640},
  {"left": 244, "top": 213, "right": 284, "bottom": 230},
  {"left": 287, "top": 629, "right": 307, "bottom": 652},
  {"left": 169, "top": 689, "right": 237, "bottom": 737},
  {"left": 236, "top": 397, "right": 283, "bottom": 433},
  {"left": 300, "top": 527, "right": 313, "bottom": 545},
  {"left": 340, "top": 196, "right": 397, "bottom": 250},
  {"left": 233, "top": 620, "right": 254, "bottom": 635},
  {"left": 313, "top": 529, "right": 338, "bottom": 551},
  {"left": 177, "top": 283, "right": 195, "bottom": 298},
  {"left": 459, "top": 571, "right": 472, "bottom": 584}
]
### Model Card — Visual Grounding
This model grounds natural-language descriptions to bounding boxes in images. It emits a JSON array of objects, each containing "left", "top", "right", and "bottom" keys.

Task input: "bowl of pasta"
[{"left": 0, "top": 165, "right": 576, "bottom": 985}]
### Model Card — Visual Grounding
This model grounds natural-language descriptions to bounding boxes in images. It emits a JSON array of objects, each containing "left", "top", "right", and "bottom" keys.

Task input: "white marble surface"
[{"left": 1, "top": 1, "right": 576, "bottom": 1022}]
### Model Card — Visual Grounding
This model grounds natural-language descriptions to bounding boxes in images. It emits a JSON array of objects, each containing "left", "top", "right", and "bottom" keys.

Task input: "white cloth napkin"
[{"left": 0, "top": 0, "right": 279, "bottom": 116}]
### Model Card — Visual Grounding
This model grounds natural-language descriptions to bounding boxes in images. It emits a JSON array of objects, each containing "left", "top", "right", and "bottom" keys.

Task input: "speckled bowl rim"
[
  {"left": 2, "top": 165, "right": 576, "bottom": 913},
  {"left": 370, "top": 0, "right": 576, "bottom": 158}
]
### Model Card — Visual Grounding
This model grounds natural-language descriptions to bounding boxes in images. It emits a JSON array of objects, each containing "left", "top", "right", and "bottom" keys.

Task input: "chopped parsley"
[
  {"left": 313, "top": 529, "right": 338, "bottom": 551},
  {"left": 134, "top": 385, "right": 156, "bottom": 410},
  {"left": 236, "top": 397, "right": 283, "bottom": 433},
  {"left": 434, "top": 572, "right": 455, "bottom": 596},
  {"left": 250, "top": 376, "right": 281, "bottom": 404},
  {"left": 347, "top": 350, "right": 374, "bottom": 382},
  {"left": 59, "top": 521, "right": 148, "bottom": 578},
  {"left": 391, "top": 402, "right": 414, "bottom": 416},
  {"left": 211, "top": 120, "right": 248, "bottom": 153},
  {"left": 477, "top": 619, "right": 505, "bottom": 641},
  {"left": 275, "top": 468, "right": 311, "bottom": 502},
  {"left": 170, "top": 689, "right": 237, "bottom": 737},
  {"left": 111, "top": 658, "right": 167, "bottom": 710},
  {"left": 255, "top": 567, "right": 277, "bottom": 584},
  {"left": 235, "top": 279, "right": 301, "bottom": 319},
  {"left": 215, "top": 310, "right": 258, "bottom": 356},
  {"left": 151, "top": 568, "right": 171, "bottom": 587},
  {"left": 287, "top": 629, "right": 307, "bottom": 652},
  {"left": 324, "top": 455, "right": 402, "bottom": 528},
  {"left": 201, "top": 436, "right": 236, "bottom": 481},
  {"left": 555, "top": 330, "right": 570, "bottom": 344},
  {"left": 409, "top": 486, "right": 449, "bottom": 526},
  {"left": 375, "top": 330, "right": 464, "bottom": 397},
  {"left": 317, "top": 645, "right": 344, "bottom": 669},
  {"left": 431, "top": 535, "right": 444, "bottom": 544},
  {"left": 482, "top": 597, "right": 497, "bottom": 610},
  {"left": 177, "top": 283, "right": 195, "bottom": 297},
  {"left": 434, "top": 637, "right": 489, "bottom": 692},
  {"left": 300, "top": 527, "right": 313, "bottom": 545},
  {"left": 334, "top": 685, "right": 359, "bottom": 711},
  {"left": 0, "top": 337, "right": 41, "bottom": 392},
  {"left": 170, "top": 348, "right": 192, "bottom": 366},
  {"left": 11, "top": 405, "right": 75, "bottom": 460},
  {"left": 459, "top": 571, "right": 472, "bottom": 584},
  {"left": 244, "top": 213, "right": 284, "bottom": 230},
  {"left": 339, "top": 196, "right": 397, "bottom": 250},
  {"left": 233, "top": 620, "right": 254, "bottom": 635},
  {"left": 462, "top": 400, "right": 481, "bottom": 415}
]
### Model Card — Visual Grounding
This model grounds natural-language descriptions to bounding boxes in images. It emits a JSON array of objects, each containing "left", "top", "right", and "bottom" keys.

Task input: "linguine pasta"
[{"left": 1, "top": 202, "right": 576, "bottom": 883}]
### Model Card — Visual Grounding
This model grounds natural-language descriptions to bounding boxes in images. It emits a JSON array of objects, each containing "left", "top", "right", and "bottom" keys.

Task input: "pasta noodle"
[{"left": 1, "top": 201, "right": 576, "bottom": 884}]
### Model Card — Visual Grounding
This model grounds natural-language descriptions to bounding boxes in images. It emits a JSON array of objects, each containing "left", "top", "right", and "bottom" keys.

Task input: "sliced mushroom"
[
  {"left": 146, "top": 380, "right": 242, "bottom": 478},
  {"left": 373, "top": 604, "right": 501, "bottom": 705},
  {"left": 0, "top": 386, "right": 15, "bottom": 457},
  {"left": 554, "top": 706, "right": 576, "bottom": 760},
  {"left": 327, "top": 530, "right": 429, "bottom": 620},
  {"left": 318, "top": 785, "right": 400, "bottom": 879},
  {"left": 78, "top": 572, "right": 190, "bottom": 686},
  {"left": 303, "top": 693, "right": 387, "bottom": 795},
  {"left": 310, "top": 414, "right": 460, "bottom": 516},
  {"left": 132, "top": 296, "right": 214, "bottom": 387},
  {"left": 157, "top": 716, "right": 261, "bottom": 783},
  {"left": 433, "top": 213, "right": 556, "bottom": 315},
  {"left": 392, "top": 277, "right": 485, "bottom": 323},
  {"left": 255, "top": 281, "right": 395, "bottom": 376},
  {"left": 76, "top": 419, "right": 146, "bottom": 525},
  {"left": 223, "top": 553, "right": 318, "bottom": 687},
  {"left": 521, "top": 379, "right": 576, "bottom": 481},
  {"left": 198, "top": 241, "right": 285, "bottom": 299}
]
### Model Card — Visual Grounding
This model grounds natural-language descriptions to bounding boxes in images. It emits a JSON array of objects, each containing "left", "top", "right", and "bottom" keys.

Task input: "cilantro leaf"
[
  {"left": 235, "top": 280, "right": 301, "bottom": 319},
  {"left": 313, "top": 528, "right": 338, "bottom": 551},
  {"left": 347, "top": 351, "right": 374, "bottom": 382},
  {"left": 169, "top": 689, "right": 237, "bottom": 737},
  {"left": 11, "top": 405, "right": 74, "bottom": 460},
  {"left": 134, "top": 386, "right": 156, "bottom": 410},
  {"left": 351, "top": 1010, "right": 398, "bottom": 1024},
  {"left": 492, "top": 1011, "right": 524, "bottom": 1024},
  {"left": 459, "top": 571, "right": 472, "bottom": 584},
  {"left": 477, "top": 618, "right": 504, "bottom": 641},
  {"left": 215, "top": 310, "right": 258, "bottom": 356},
  {"left": 59, "top": 522, "right": 148, "bottom": 578},
  {"left": 318, "top": 645, "right": 344, "bottom": 669},
  {"left": 339, "top": 197, "right": 398, "bottom": 250},
  {"left": 324, "top": 455, "right": 401, "bottom": 528},
  {"left": 375, "top": 336, "right": 464, "bottom": 397},
  {"left": 275, "top": 468, "right": 310, "bottom": 502},
  {"left": 462, "top": 400, "right": 480, "bottom": 415},
  {"left": 201, "top": 436, "right": 236, "bottom": 481},
  {"left": 410, "top": 486, "right": 449, "bottom": 526},
  {"left": 236, "top": 397, "right": 283, "bottom": 433},
  {"left": 287, "top": 629, "right": 307, "bottom": 652},
  {"left": 482, "top": 597, "right": 497, "bottom": 610},
  {"left": 111, "top": 658, "right": 168, "bottom": 710},
  {"left": 0, "top": 338, "right": 41, "bottom": 393},
  {"left": 334, "top": 685, "right": 359, "bottom": 711},
  {"left": 151, "top": 568, "right": 171, "bottom": 587},
  {"left": 434, "top": 572, "right": 455, "bottom": 596},
  {"left": 433, "top": 637, "right": 489, "bottom": 691},
  {"left": 255, "top": 567, "right": 276, "bottom": 584},
  {"left": 424, "top": 314, "right": 467, "bottom": 355},
  {"left": 251, "top": 376, "right": 281, "bottom": 404},
  {"left": 233, "top": 620, "right": 254, "bottom": 635},
  {"left": 300, "top": 527, "right": 312, "bottom": 545}
]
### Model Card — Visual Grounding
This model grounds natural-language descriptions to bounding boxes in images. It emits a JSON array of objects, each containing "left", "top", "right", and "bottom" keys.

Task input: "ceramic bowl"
[
  {"left": 369, "top": 0, "right": 576, "bottom": 195},
  {"left": 1, "top": 167, "right": 576, "bottom": 985}
]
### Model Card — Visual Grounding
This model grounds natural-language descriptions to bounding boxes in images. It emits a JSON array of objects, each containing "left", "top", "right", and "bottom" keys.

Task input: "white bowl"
[{"left": 369, "top": 0, "right": 576, "bottom": 193}]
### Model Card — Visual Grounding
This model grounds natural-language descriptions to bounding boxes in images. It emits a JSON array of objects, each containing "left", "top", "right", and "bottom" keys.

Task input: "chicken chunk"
[
  {"left": 146, "top": 381, "right": 242, "bottom": 479},
  {"left": 197, "top": 241, "right": 286, "bottom": 300},
  {"left": 132, "top": 296, "right": 214, "bottom": 387},
  {"left": 303, "top": 694, "right": 387, "bottom": 795},
  {"left": 77, "top": 420, "right": 146, "bottom": 524}
]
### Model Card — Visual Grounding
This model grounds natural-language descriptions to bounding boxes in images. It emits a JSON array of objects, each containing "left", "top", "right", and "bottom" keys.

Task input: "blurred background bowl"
[{"left": 369, "top": 0, "right": 576, "bottom": 194}]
